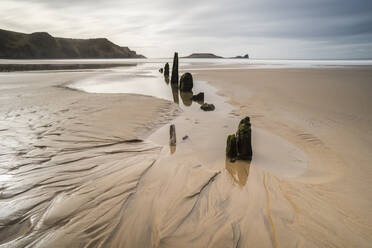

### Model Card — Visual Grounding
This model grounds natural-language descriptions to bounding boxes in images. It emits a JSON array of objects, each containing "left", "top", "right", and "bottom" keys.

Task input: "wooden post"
[
  {"left": 170, "top": 124, "right": 176, "bottom": 146},
  {"left": 164, "top": 62, "right": 169, "bottom": 77},
  {"left": 171, "top": 52, "right": 178, "bottom": 85}
]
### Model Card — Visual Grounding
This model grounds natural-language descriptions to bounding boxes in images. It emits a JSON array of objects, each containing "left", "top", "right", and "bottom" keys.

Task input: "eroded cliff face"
[{"left": 0, "top": 29, "right": 145, "bottom": 59}]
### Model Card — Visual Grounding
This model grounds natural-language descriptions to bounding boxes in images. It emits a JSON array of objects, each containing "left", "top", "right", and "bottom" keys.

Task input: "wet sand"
[
  {"left": 188, "top": 67, "right": 372, "bottom": 247},
  {"left": 0, "top": 65, "right": 371, "bottom": 247},
  {"left": 0, "top": 70, "right": 180, "bottom": 247},
  {"left": 0, "top": 63, "right": 136, "bottom": 72}
]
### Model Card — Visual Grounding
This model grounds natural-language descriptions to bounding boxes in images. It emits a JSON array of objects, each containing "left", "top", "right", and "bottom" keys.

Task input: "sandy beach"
[
  {"left": 2, "top": 0, "right": 372, "bottom": 246},
  {"left": 189, "top": 67, "right": 372, "bottom": 247},
  {"left": 0, "top": 64, "right": 371, "bottom": 247}
]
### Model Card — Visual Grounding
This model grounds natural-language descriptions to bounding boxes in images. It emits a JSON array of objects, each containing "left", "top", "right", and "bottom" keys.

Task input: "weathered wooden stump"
[
  {"left": 164, "top": 63, "right": 169, "bottom": 77},
  {"left": 191, "top": 92, "right": 204, "bottom": 102},
  {"left": 236, "top": 117, "right": 252, "bottom": 160},
  {"left": 200, "top": 103, "right": 215, "bottom": 111},
  {"left": 170, "top": 124, "right": 176, "bottom": 146},
  {"left": 171, "top": 52, "right": 179, "bottom": 85},
  {"left": 226, "top": 116, "right": 252, "bottom": 161},
  {"left": 180, "top": 72, "right": 193, "bottom": 91},
  {"left": 226, "top": 134, "right": 237, "bottom": 159}
]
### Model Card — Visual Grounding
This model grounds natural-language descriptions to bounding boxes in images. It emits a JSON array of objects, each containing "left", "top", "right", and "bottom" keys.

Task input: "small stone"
[
  {"left": 182, "top": 135, "right": 189, "bottom": 140},
  {"left": 200, "top": 103, "right": 215, "bottom": 111}
]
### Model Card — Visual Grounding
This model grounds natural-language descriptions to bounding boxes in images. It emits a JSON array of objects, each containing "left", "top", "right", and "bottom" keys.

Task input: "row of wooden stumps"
[
  {"left": 164, "top": 52, "right": 219, "bottom": 151},
  {"left": 167, "top": 52, "right": 192, "bottom": 150},
  {"left": 161, "top": 52, "right": 215, "bottom": 106}
]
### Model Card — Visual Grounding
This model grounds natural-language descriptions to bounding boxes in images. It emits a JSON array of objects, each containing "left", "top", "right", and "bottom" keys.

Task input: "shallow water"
[
  {"left": 0, "top": 62, "right": 313, "bottom": 247},
  {"left": 68, "top": 63, "right": 221, "bottom": 109},
  {"left": 2, "top": 58, "right": 372, "bottom": 69},
  {"left": 68, "top": 63, "right": 309, "bottom": 178},
  {"left": 2, "top": 60, "right": 372, "bottom": 247}
]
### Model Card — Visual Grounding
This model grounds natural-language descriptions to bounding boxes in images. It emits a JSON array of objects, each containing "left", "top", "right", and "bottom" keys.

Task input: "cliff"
[{"left": 0, "top": 29, "right": 145, "bottom": 59}]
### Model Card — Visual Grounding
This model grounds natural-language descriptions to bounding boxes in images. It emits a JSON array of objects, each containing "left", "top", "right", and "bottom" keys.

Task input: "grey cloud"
[{"left": 0, "top": 0, "right": 371, "bottom": 58}]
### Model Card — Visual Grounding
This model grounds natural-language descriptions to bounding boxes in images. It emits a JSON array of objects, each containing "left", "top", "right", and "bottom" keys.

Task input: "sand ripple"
[{"left": 0, "top": 83, "right": 181, "bottom": 247}]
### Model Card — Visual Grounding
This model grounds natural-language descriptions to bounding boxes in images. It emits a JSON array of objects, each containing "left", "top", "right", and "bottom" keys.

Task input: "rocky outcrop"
[
  {"left": 191, "top": 92, "right": 204, "bottom": 102},
  {"left": 164, "top": 63, "right": 170, "bottom": 77},
  {"left": 180, "top": 72, "right": 193, "bottom": 92},
  {"left": 226, "top": 117, "right": 252, "bottom": 161},
  {"left": 0, "top": 28, "right": 145, "bottom": 59},
  {"left": 171, "top": 52, "right": 179, "bottom": 85},
  {"left": 233, "top": 54, "right": 249, "bottom": 59},
  {"left": 200, "top": 103, "right": 215, "bottom": 111}
]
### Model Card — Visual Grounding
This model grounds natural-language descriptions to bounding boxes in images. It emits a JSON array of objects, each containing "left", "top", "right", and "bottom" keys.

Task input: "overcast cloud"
[{"left": 1, "top": 0, "right": 371, "bottom": 58}]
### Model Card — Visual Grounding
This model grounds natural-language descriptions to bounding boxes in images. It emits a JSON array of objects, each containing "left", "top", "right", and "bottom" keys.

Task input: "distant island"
[
  {"left": 183, "top": 53, "right": 223, "bottom": 59},
  {"left": 0, "top": 29, "right": 145, "bottom": 59},
  {"left": 233, "top": 54, "right": 249, "bottom": 59},
  {"left": 183, "top": 53, "right": 249, "bottom": 59}
]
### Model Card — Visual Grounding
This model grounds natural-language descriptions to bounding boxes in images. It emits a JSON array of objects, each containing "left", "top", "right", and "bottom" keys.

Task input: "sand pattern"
[
  {"left": 0, "top": 72, "right": 182, "bottom": 247},
  {"left": 1, "top": 66, "right": 372, "bottom": 247}
]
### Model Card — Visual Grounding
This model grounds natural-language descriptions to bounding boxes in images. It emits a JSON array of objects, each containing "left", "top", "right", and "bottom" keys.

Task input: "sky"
[{"left": 1, "top": 0, "right": 371, "bottom": 59}]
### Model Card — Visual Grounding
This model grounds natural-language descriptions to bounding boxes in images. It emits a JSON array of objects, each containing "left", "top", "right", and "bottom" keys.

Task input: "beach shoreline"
[{"left": 0, "top": 63, "right": 137, "bottom": 72}]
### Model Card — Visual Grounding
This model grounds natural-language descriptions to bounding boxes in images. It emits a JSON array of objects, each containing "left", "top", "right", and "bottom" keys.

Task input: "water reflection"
[
  {"left": 180, "top": 91, "right": 193, "bottom": 106},
  {"left": 164, "top": 76, "right": 169, "bottom": 84},
  {"left": 170, "top": 145, "right": 176, "bottom": 154},
  {"left": 165, "top": 74, "right": 194, "bottom": 106},
  {"left": 225, "top": 158, "right": 251, "bottom": 187},
  {"left": 69, "top": 62, "right": 217, "bottom": 111},
  {"left": 171, "top": 84, "right": 179, "bottom": 104}
]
